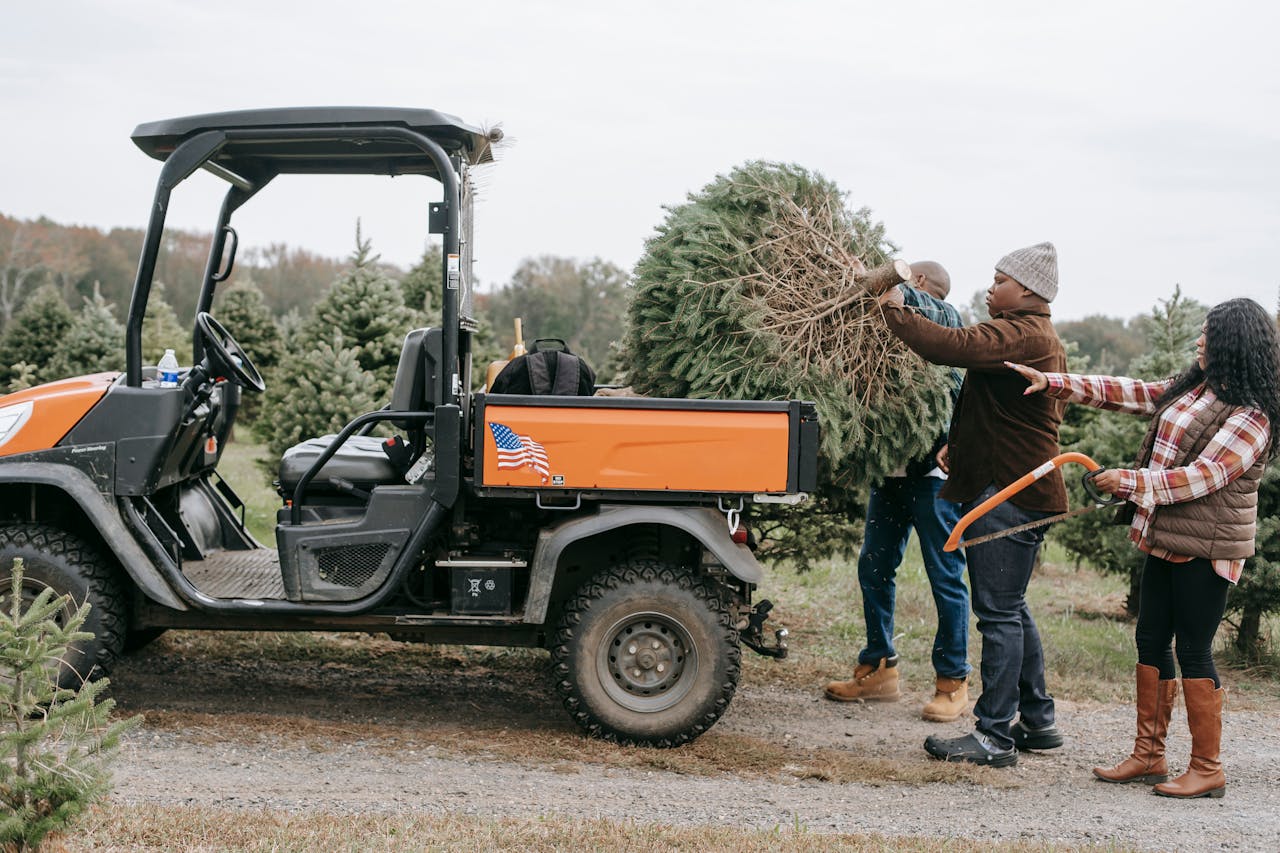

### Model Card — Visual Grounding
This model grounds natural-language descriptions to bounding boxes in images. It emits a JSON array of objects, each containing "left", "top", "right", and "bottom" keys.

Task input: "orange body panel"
[
  {"left": 0, "top": 373, "right": 119, "bottom": 457},
  {"left": 482, "top": 405, "right": 790, "bottom": 492}
]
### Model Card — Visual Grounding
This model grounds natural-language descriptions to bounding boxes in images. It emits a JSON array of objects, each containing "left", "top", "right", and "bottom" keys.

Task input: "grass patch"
[
  {"left": 216, "top": 435, "right": 280, "bottom": 544},
  {"left": 67, "top": 805, "right": 1106, "bottom": 852},
  {"left": 746, "top": 538, "right": 1276, "bottom": 705}
]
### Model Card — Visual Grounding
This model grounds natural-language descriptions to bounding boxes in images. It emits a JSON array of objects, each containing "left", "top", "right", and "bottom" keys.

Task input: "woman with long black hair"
[{"left": 1008, "top": 296, "right": 1280, "bottom": 800}]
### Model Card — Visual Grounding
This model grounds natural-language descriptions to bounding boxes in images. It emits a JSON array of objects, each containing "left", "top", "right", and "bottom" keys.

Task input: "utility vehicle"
[{"left": 0, "top": 108, "right": 816, "bottom": 746}]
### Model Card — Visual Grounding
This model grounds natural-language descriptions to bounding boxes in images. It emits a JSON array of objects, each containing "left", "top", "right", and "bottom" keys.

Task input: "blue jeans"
[
  {"left": 962, "top": 484, "right": 1055, "bottom": 750},
  {"left": 857, "top": 476, "right": 970, "bottom": 679}
]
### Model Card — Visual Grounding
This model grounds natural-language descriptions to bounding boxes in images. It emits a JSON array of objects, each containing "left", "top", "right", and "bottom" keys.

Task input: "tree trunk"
[
  {"left": 1125, "top": 563, "right": 1142, "bottom": 618},
  {"left": 1234, "top": 604, "right": 1263, "bottom": 659},
  {"left": 855, "top": 259, "right": 912, "bottom": 295}
]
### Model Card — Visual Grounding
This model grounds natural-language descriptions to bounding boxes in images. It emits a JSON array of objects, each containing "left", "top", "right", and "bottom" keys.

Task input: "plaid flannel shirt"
[
  {"left": 899, "top": 285, "right": 964, "bottom": 403},
  {"left": 1044, "top": 372, "right": 1271, "bottom": 583}
]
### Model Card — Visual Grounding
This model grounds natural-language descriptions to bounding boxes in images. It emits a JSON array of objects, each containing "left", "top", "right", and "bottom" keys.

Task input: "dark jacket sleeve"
[{"left": 882, "top": 305, "right": 1059, "bottom": 372}]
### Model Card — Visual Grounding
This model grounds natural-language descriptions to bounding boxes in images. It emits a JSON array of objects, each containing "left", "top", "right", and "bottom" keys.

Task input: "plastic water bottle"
[{"left": 158, "top": 349, "right": 180, "bottom": 388}]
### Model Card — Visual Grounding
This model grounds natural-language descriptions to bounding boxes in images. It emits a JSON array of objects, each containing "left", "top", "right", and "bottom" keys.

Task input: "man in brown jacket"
[{"left": 878, "top": 242, "right": 1067, "bottom": 767}]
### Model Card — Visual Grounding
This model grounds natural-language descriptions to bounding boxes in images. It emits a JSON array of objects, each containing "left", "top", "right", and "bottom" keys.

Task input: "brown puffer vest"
[{"left": 1120, "top": 395, "right": 1267, "bottom": 560}]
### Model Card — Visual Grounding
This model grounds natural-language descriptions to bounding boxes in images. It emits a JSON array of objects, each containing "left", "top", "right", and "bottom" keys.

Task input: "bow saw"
[{"left": 943, "top": 452, "right": 1125, "bottom": 552}]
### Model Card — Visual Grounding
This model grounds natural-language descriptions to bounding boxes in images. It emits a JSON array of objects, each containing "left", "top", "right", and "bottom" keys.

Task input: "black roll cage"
[{"left": 125, "top": 124, "right": 463, "bottom": 406}]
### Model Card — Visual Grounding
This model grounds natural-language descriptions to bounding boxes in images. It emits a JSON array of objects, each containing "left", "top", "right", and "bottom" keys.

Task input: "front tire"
[
  {"left": 552, "top": 560, "right": 740, "bottom": 747},
  {"left": 0, "top": 525, "right": 126, "bottom": 690}
]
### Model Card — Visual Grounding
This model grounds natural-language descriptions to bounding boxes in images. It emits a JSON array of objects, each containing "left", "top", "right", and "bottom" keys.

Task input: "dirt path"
[{"left": 106, "top": 645, "right": 1280, "bottom": 851}]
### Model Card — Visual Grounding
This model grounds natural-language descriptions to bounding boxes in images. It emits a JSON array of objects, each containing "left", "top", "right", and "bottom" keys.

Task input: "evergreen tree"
[
  {"left": 622, "top": 161, "right": 950, "bottom": 567},
  {"left": 1232, "top": 465, "right": 1280, "bottom": 656},
  {"left": 399, "top": 243, "right": 444, "bottom": 327},
  {"left": 6, "top": 362, "right": 37, "bottom": 393},
  {"left": 141, "top": 281, "right": 192, "bottom": 366},
  {"left": 254, "top": 334, "right": 380, "bottom": 459},
  {"left": 0, "top": 284, "right": 73, "bottom": 387},
  {"left": 46, "top": 285, "right": 125, "bottom": 380},
  {"left": 1052, "top": 287, "right": 1206, "bottom": 614},
  {"left": 215, "top": 279, "right": 285, "bottom": 424},
  {"left": 0, "top": 559, "right": 140, "bottom": 850},
  {"left": 216, "top": 279, "right": 284, "bottom": 372},
  {"left": 297, "top": 226, "right": 415, "bottom": 399},
  {"left": 278, "top": 307, "right": 305, "bottom": 352}
]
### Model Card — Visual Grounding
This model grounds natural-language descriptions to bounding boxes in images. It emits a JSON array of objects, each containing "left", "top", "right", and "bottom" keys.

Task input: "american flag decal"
[{"left": 488, "top": 422, "right": 550, "bottom": 483}]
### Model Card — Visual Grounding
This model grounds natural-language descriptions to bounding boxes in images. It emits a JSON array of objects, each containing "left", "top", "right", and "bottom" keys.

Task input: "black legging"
[{"left": 1135, "top": 555, "right": 1231, "bottom": 686}]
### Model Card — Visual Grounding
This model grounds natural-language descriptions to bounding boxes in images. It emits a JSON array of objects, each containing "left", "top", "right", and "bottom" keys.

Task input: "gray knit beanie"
[{"left": 995, "top": 242, "right": 1058, "bottom": 302}]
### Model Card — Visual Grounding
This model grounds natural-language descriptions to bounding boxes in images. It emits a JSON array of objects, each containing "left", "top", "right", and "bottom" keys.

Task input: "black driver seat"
[{"left": 278, "top": 328, "right": 438, "bottom": 496}]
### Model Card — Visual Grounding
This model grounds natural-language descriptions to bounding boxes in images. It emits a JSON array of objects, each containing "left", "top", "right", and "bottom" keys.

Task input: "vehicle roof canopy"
[{"left": 131, "top": 107, "right": 496, "bottom": 181}]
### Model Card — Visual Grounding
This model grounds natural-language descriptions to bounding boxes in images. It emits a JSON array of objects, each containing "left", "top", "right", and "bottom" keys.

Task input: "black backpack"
[{"left": 489, "top": 339, "right": 596, "bottom": 396}]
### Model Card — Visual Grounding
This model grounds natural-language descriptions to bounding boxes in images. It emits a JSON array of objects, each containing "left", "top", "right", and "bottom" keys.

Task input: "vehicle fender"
[
  {"left": 524, "top": 504, "right": 761, "bottom": 625},
  {"left": 0, "top": 462, "right": 187, "bottom": 611}
]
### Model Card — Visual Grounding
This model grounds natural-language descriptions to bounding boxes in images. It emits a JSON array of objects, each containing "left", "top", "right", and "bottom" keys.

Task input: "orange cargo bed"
[{"left": 474, "top": 395, "right": 817, "bottom": 495}]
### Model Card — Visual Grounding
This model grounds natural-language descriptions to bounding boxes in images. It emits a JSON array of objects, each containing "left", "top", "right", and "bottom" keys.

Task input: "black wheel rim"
[{"left": 596, "top": 610, "right": 697, "bottom": 713}]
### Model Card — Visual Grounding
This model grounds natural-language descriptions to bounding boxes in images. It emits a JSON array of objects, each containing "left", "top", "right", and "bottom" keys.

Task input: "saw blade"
[{"left": 956, "top": 504, "right": 1099, "bottom": 549}]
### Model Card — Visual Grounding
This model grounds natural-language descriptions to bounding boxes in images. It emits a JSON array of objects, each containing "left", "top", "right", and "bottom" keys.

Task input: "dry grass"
[
  {"left": 135, "top": 708, "right": 1004, "bottom": 789},
  {"left": 65, "top": 805, "right": 1116, "bottom": 852}
]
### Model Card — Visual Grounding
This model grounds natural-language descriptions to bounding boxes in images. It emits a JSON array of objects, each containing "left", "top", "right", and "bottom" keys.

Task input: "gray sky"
[{"left": 3, "top": 0, "right": 1278, "bottom": 321}]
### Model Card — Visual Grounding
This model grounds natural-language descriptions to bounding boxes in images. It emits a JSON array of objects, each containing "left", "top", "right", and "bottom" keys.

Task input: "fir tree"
[
  {"left": 297, "top": 225, "right": 415, "bottom": 399},
  {"left": 6, "top": 362, "right": 37, "bottom": 393},
  {"left": 399, "top": 243, "right": 444, "bottom": 327},
  {"left": 0, "top": 284, "right": 74, "bottom": 387},
  {"left": 46, "top": 284, "right": 125, "bottom": 380},
  {"left": 278, "top": 307, "right": 304, "bottom": 352},
  {"left": 622, "top": 161, "right": 951, "bottom": 567},
  {"left": 216, "top": 279, "right": 285, "bottom": 424},
  {"left": 0, "top": 559, "right": 140, "bottom": 850},
  {"left": 216, "top": 279, "right": 284, "bottom": 372},
  {"left": 1052, "top": 287, "right": 1206, "bottom": 614},
  {"left": 254, "top": 333, "right": 380, "bottom": 459},
  {"left": 1232, "top": 465, "right": 1280, "bottom": 656},
  {"left": 140, "top": 281, "right": 192, "bottom": 366}
]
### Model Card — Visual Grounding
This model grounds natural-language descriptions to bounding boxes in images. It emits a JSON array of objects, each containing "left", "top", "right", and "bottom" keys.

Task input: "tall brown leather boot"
[
  {"left": 1094, "top": 663, "right": 1178, "bottom": 784},
  {"left": 1154, "top": 677, "right": 1226, "bottom": 799}
]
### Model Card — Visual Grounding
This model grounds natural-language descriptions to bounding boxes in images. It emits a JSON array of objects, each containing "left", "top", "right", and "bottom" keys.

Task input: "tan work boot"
[
  {"left": 824, "top": 656, "right": 901, "bottom": 702},
  {"left": 922, "top": 676, "right": 969, "bottom": 722}
]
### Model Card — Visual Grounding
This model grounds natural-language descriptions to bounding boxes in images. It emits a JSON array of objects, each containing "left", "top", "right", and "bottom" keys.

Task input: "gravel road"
[{"left": 106, "top": 644, "right": 1280, "bottom": 851}]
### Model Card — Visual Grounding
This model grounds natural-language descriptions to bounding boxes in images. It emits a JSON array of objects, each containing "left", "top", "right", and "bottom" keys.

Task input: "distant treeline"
[
  {"left": 1, "top": 210, "right": 1163, "bottom": 378},
  {"left": 0, "top": 212, "right": 631, "bottom": 380},
  {"left": 0, "top": 213, "right": 351, "bottom": 327}
]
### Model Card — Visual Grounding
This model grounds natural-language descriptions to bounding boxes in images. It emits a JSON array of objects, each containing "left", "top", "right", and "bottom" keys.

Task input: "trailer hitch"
[{"left": 739, "top": 599, "right": 789, "bottom": 659}]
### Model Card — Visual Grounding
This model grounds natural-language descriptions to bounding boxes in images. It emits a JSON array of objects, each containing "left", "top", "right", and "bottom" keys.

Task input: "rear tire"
[
  {"left": 552, "top": 560, "right": 740, "bottom": 747},
  {"left": 0, "top": 525, "right": 126, "bottom": 689}
]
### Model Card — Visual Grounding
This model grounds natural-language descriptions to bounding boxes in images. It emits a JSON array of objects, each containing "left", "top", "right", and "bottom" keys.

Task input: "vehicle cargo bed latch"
[{"left": 739, "top": 599, "right": 788, "bottom": 659}]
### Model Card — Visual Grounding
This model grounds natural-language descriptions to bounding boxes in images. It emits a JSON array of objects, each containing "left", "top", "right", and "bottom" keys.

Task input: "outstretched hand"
[{"left": 1005, "top": 361, "right": 1047, "bottom": 394}]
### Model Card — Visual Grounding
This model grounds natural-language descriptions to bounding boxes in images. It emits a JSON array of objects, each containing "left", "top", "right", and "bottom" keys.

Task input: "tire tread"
[{"left": 551, "top": 560, "right": 741, "bottom": 748}]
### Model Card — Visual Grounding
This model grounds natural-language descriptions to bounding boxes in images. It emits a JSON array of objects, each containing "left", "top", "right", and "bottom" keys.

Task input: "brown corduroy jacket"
[{"left": 882, "top": 302, "right": 1069, "bottom": 512}]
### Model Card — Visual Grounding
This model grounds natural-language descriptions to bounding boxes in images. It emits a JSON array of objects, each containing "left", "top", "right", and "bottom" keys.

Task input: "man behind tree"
[
  {"left": 877, "top": 243, "right": 1068, "bottom": 768},
  {"left": 825, "top": 261, "right": 972, "bottom": 724}
]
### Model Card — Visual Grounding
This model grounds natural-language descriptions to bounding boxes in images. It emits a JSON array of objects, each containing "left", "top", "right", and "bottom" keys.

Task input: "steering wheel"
[{"left": 195, "top": 311, "right": 266, "bottom": 393}]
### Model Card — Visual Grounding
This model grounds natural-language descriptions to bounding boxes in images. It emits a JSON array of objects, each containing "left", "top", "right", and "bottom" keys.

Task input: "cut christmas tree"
[{"left": 623, "top": 161, "right": 953, "bottom": 497}]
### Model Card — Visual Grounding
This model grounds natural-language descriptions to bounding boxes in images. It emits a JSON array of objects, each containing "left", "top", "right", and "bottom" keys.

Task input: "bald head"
[{"left": 910, "top": 261, "right": 951, "bottom": 300}]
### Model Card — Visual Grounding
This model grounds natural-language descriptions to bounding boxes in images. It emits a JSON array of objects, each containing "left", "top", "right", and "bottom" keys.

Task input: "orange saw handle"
[{"left": 943, "top": 452, "right": 1107, "bottom": 552}]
